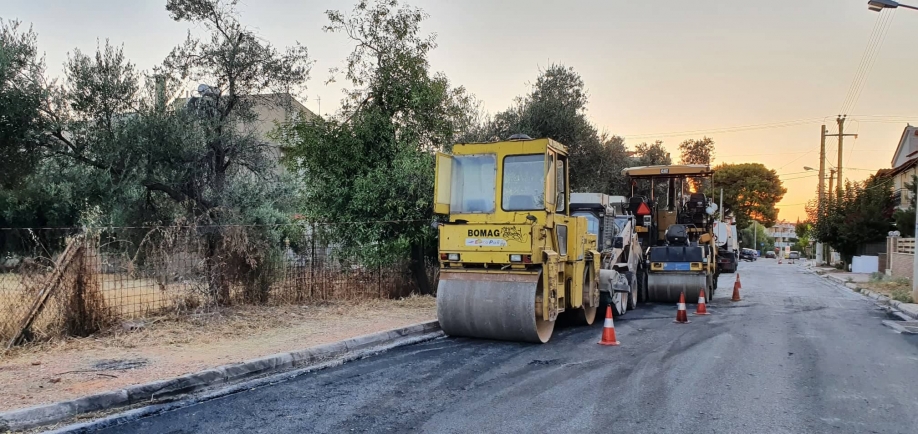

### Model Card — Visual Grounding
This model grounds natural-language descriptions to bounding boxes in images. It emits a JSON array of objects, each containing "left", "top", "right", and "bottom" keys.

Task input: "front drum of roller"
[{"left": 436, "top": 271, "right": 554, "bottom": 344}]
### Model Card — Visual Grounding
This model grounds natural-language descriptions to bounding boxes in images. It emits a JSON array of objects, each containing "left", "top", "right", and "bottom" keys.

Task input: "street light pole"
[
  {"left": 869, "top": 0, "right": 918, "bottom": 11},
  {"left": 866, "top": 0, "right": 918, "bottom": 299}
]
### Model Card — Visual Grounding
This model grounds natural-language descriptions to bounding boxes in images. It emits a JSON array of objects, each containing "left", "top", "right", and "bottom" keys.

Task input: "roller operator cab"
[
  {"left": 433, "top": 136, "right": 601, "bottom": 343},
  {"left": 621, "top": 165, "right": 720, "bottom": 303}
]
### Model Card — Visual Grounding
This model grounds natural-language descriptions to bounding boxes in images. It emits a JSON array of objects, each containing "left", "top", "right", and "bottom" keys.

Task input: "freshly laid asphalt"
[{"left": 93, "top": 260, "right": 918, "bottom": 434}]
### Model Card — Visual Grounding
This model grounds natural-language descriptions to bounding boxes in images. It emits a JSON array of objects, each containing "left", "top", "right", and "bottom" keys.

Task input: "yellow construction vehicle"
[
  {"left": 433, "top": 135, "right": 601, "bottom": 343},
  {"left": 622, "top": 165, "right": 720, "bottom": 303}
]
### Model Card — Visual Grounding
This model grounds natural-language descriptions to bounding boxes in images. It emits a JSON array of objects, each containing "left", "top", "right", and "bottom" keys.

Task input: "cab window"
[
  {"left": 502, "top": 154, "right": 545, "bottom": 211},
  {"left": 573, "top": 212, "right": 599, "bottom": 235}
]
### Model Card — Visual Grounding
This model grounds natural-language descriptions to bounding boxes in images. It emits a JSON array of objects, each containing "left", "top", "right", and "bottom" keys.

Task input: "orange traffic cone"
[
  {"left": 675, "top": 292, "right": 690, "bottom": 323},
  {"left": 598, "top": 305, "right": 620, "bottom": 346},
  {"left": 694, "top": 289, "right": 710, "bottom": 315},
  {"left": 736, "top": 273, "right": 742, "bottom": 289},
  {"left": 731, "top": 279, "right": 742, "bottom": 302}
]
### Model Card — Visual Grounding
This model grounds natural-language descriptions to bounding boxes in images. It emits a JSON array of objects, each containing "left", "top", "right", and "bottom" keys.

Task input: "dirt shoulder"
[{"left": 0, "top": 296, "right": 436, "bottom": 413}]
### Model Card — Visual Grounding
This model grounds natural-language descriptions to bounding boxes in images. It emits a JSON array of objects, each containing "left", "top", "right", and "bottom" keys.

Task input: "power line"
[
  {"left": 621, "top": 118, "right": 823, "bottom": 140},
  {"left": 848, "top": 9, "right": 897, "bottom": 114},
  {"left": 839, "top": 11, "right": 885, "bottom": 114},
  {"left": 840, "top": 10, "right": 896, "bottom": 114}
]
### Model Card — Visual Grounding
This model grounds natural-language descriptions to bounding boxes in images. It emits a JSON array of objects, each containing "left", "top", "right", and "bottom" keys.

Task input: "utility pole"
[
  {"left": 824, "top": 116, "right": 857, "bottom": 199},
  {"left": 753, "top": 220, "right": 757, "bottom": 253},
  {"left": 816, "top": 125, "right": 827, "bottom": 265},
  {"left": 818, "top": 125, "right": 827, "bottom": 207},
  {"left": 828, "top": 169, "right": 836, "bottom": 204}
]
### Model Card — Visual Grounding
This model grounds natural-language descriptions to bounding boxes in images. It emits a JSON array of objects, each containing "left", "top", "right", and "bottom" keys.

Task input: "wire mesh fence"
[{"left": 0, "top": 223, "right": 437, "bottom": 346}]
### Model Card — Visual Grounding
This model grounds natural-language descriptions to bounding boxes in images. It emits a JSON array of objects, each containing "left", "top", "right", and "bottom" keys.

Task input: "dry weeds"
[
  {"left": 0, "top": 295, "right": 436, "bottom": 412},
  {"left": 859, "top": 279, "right": 914, "bottom": 303}
]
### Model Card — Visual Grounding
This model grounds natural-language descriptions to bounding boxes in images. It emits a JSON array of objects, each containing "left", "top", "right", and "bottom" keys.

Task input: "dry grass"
[
  {"left": 0, "top": 295, "right": 436, "bottom": 412},
  {"left": 1, "top": 266, "right": 430, "bottom": 345},
  {"left": 859, "top": 277, "right": 914, "bottom": 303}
]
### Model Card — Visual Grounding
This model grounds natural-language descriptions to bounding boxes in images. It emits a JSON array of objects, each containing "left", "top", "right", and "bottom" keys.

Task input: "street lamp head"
[
  {"left": 803, "top": 166, "right": 815, "bottom": 171},
  {"left": 868, "top": 0, "right": 900, "bottom": 12}
]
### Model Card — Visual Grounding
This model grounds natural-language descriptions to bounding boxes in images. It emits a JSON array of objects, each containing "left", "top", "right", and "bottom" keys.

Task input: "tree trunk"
[
  {"left": 206, "top": 230, "right": 230, "bottom": 305},
  {"left": 409, "top": 242, "right": 432, "bottom": 296}
]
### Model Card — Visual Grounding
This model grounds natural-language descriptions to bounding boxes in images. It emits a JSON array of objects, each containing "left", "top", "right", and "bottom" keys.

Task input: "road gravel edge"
[
  {"left": 0, "top": 321, "right": 442, "bottom": 432},
  {"left": 806, "top": 266, "right": 918, "bottom": 320}
]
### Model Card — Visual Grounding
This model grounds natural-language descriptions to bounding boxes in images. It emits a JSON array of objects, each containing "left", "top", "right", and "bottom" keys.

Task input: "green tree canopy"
[
  {"left": 0, "top": 20, "right": 46, "bottom": 189},
  {"left": 807, "top": 176, "right": 894, "bottom": 265},
  {"left": 678, "top": 137, "right": 715, "bottom": 166},
  {"left": 711, "top": 162, "right": 786, "bottom": 228},
  {"left": 282, "top": 0, "right": 478, "bottom": 294},
  {"left": 485, "top": 64, "right": 624, "bottom": 194},
  {"left": 739, "top": 222, "right": 773, "bottom": 253}
]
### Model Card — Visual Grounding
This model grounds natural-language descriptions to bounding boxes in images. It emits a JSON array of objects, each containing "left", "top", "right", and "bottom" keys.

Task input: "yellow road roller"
[
  {"left": 621, "top": 164, "right": 720, "bottom": 304},
  {"left": 433, "top": 135, "right": 601, "bottom": 343}
]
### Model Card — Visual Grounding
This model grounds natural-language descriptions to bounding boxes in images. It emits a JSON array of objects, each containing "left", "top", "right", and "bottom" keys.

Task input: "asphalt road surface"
[{"left": 95, "top": 260, "right": 918, "bottom": 434}]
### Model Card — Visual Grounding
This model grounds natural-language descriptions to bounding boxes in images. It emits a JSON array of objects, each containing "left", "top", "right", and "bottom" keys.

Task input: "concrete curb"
[
  {"left": 0, "top": 320, "right": 441, "bottom": 432},
  {"left": 807, "top": 268, "right": 918, "bottom": 321}
]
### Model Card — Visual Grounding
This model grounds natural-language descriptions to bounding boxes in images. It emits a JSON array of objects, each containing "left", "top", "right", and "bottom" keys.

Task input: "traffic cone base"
[
  {"left": 694, "top": 289, "right": 710, "bottom": 315},
  {"left": 675, "top": 292, "right": 690, "bottom": 323},
  {"left": 598, "top": 305, "right": 620, "bottom": 346}
]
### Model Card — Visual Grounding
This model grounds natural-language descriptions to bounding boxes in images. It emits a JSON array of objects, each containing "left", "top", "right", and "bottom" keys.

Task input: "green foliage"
[
  {"left": 484, "top": 64, "right": 629, "bottom": 195},
  {"left": 711, "top": 162, "right": 786, "bottom": 228},
  {"left": 629, "top": 140, "right": 673, "bottom": 199},
  {"left": 678, "top": 137, "right": 715, "bottom": 165},
  {"left": 283, "top": 0, "right": 474, "bottom": 293},
  {"left": 633, "top": 140, "right": 672, "bottom": 166},
  {"left": 792, "top": 220, "right": 813, "bottom": 256},
  {"left": 679, "top": 137, "right": 715, "bottom": 191},
  {"left": 1, "top": 0, "right": 309, "bottom": 230},
  {"left": 807, "top": 176, "right": 894, "bottom": 265},
  {"left": 0, "top": 20, "right": 46, "bottom": 188},
  {"left": 739, "top": 222, "right": 773, "bottom": 253}
]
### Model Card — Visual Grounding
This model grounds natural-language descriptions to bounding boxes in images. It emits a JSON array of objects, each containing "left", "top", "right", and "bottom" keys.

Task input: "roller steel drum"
[
  {"left": 646, "top": 273, "right": 709, "bottom": 304},
  {"left": 437, "top": 271, "right": 554, "bottom": 343}
]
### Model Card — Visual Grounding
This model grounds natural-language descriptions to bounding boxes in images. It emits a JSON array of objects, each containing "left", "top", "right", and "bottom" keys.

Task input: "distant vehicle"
[
  {"left": 718, "top": 250, "right": 737, "bottom": 273},
  {"left": 739, "top": 248, "right": 756, "bottom": 261},
  {"left": 788, "top": 251, "right": 800, "bottom": 260},
  {"left": 765, "top": 251, "right": 776, "bottom": 259}
]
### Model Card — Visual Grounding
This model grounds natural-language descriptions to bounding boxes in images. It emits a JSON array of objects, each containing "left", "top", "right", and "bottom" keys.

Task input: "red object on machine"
[{"left": 636, "top": 202, "right": 652, "bottom": 216}]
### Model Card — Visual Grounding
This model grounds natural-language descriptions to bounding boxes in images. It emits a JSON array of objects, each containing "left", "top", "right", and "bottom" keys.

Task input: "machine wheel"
[
  {"left": 637, "top": 267, "right": 648, "bottom": 304},
  {"left": 572, "top": 267, "right": 598, "bottom": 325},
  {"left": 627, "top": 273, "right": 638, "bottom": 310},
  {"left": 599, "top": 290, "right": 627, "bottom": 317},
  {"left": 614, "top": 290, "right": 627, "bottom": 316}
]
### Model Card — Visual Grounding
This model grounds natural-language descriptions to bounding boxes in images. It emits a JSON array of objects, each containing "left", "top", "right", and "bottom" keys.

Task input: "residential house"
[
  {"left": 877, "top": 124, "right": 918, "bottom": 209},
  {"left": 767, "top": 220, "right": 797, "bottom": 249}
]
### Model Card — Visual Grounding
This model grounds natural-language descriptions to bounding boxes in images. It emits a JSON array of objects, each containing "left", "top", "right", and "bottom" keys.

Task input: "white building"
[
  {"left": 767, "top": 220, "right": 797, "bottom": 248},
  {"left": 880, "top": 125, "right": 918, "bottom": 210}
]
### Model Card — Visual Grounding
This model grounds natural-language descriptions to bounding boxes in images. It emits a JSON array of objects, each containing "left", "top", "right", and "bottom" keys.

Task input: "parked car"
[
  {"left": 739, "top": 248, "right": 756, "bottom": 261},
  {"left": 764, "top": 251, "right": 776, "bottom": 259},
  {"left": 718, "top": 249, "right": 737, "bottom": 273},
  {"left": 788, "top": 251, "right": 800, "bottom": 260}
]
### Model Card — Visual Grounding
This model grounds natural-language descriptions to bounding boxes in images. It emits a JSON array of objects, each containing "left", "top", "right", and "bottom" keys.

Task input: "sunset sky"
[{"left": 6, "top": 0, "right": 917, "bottom": 224}]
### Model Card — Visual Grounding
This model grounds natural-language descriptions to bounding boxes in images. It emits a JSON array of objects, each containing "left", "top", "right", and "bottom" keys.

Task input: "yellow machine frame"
[{"left": 434, "top": 138, "right": 600, "bottom": 328}]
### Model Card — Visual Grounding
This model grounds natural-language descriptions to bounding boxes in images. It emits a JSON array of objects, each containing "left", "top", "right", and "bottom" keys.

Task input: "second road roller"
[{"left": 621, "top": 164, "right": 721, "bottom": 304}]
